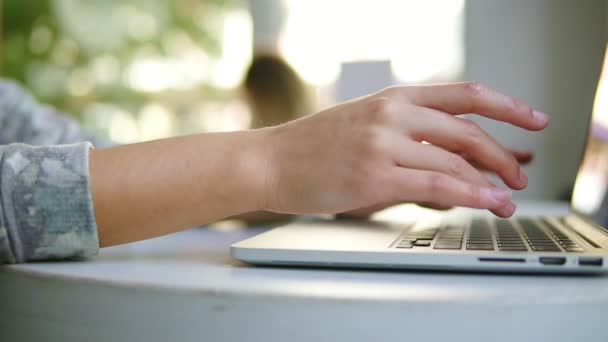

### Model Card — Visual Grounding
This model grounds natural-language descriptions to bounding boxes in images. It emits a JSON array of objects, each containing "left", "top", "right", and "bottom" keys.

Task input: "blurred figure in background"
[
  {"left": 243, "top": 54, "right": 311, "bottom": 128},
  {"left": 228, "top": 54, "right": 311, "bottom": 224}
]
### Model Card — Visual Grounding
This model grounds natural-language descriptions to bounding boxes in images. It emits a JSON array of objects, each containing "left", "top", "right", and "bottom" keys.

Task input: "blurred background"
[{"left": 1, "top": 0, "right": 607, "bottom": 201}]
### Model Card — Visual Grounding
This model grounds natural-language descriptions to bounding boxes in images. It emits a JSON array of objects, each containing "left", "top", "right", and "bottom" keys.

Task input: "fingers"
[
  {"left": 393, "top": 82, "right": 549, "bottom": 131},
  {"left": 395, "top": 140, "right": 493, "bottom": 188},
  {"left": 404, "top": 106, "right": 527, "bottom": 190},
  {"left": 462, "top": 149, "right": 533, "bottom": 170},
  {"left": 389, "top": 168, "right": 516, "bottom": 217},
  {"left": 392, "top": 139, "right": 515, "bottom": 217}
]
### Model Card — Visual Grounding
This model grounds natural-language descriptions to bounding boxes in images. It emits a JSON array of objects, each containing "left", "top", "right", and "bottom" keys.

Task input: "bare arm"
[
  {"left": 90, "top": 82, "right": 549, "bottom": 248},
  {"left": 90, "top": 130, "right": 271, "bottom": 247}
]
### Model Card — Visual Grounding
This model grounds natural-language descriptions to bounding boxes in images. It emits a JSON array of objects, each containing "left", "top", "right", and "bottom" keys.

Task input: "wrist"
[{"left": 225, "top": 128, "right": 277, "bottom": 213}]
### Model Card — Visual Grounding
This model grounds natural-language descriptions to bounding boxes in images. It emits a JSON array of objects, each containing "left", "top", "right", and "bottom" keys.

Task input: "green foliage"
[{"left": 1, "top": 0, "right": 242, "bottom": 120}]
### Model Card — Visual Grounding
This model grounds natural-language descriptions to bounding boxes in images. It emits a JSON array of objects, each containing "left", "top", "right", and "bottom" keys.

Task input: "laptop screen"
[{"left": 571, "top": 45, "right": 608, "bottom": 227}]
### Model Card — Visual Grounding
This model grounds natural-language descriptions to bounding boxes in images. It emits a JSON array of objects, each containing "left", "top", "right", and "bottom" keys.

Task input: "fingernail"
[
  {"left": 495, "top": 201, "right": 517, "bottom": 217},
  {"left": 482, "top": 187, "right": 512, "bottom": 206},
  {"left": 518, "top": 168, "right": 528, "bottom": 187},
  {"left": 533, "top": 110, "right": 549, "bottom": 124}
]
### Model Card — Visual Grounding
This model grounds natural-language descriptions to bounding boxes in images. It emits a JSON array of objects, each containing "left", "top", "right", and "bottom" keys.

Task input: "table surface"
[{"left": 3, "top": 201, "right": 608, "bottom": 342}]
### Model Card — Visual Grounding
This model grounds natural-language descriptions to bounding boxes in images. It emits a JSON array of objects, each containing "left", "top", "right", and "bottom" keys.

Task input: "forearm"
[{"left": 90, "top": 129, "right": 270, "bottom": 247}]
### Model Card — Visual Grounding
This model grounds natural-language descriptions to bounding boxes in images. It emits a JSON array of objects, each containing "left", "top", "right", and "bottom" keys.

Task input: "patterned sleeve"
[
  {"left": 0, "top": 143, "right": 98, "bottom": 263},
  {"left": 0, "top": 80, "right": 112, "bottom": 263}
]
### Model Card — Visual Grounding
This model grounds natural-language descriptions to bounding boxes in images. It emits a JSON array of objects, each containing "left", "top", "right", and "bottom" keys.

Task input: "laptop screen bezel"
[{"left": 568, "top": 44, "right": 608, "bottom": 230}]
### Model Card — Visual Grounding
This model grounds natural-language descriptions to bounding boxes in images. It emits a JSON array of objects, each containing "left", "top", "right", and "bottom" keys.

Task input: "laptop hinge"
[{"left": 562, "top": 214, "right": 608, "bottom": 248}]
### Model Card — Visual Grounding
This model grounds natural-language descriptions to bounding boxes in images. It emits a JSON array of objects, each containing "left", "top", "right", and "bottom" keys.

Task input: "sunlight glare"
[
  {"left": 279, "top": 0, "right": 465, "bottom": 85},
  {"left": 210, "top": 9, "right": 253, "bottom": 89}
]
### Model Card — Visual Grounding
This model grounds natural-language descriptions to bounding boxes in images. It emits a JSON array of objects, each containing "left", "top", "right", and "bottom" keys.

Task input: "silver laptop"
[{"left": 231, "top": 68, "right": 608, "bottom": 276}]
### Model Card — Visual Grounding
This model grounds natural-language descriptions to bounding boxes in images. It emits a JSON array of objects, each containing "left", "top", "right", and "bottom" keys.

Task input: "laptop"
[{"left": 231, "top": 61, "right": 608, "bottom": 275}]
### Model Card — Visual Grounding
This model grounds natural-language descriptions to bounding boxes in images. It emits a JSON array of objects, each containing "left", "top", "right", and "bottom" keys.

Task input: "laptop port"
[
  {"left": 478, "top": 257, "right": 525, "bottom": 263},
  {"left": 539, "top": 257, "right": 566, "bottom": 265},
  {"left": 579, "top": 257, "right": 603, "bottom": 266}
]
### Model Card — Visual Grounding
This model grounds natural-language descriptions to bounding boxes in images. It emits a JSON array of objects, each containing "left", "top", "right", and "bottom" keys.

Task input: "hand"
[
  {"left": 260, "top": 82, "right": 548, "bottom": 218},
  {"left": 341, "top": 148, "right": 535, "bottom": 218}
]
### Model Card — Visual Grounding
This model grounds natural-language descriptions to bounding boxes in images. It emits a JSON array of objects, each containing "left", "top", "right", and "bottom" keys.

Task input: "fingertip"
[
  {"left": 492, "top": 201, "right": 517, "bottom": 218},
  {"left": 491, "top": 209, "right": 509, "bottom": 218},
  {"left": 509, "top": 183, "right": 527, "bottom": 191},
  {"left": 502, "top": 175, "right": 527, "bottom": 191},
  {"left": 518, "top": 169, "right": 528, "bottom": 188},
  {"left": 533, "top": 110, "right": 549, "bottom": 123},
  {"left": 530, "top": 110, "right": 549, "bottom": 130},
  {"left": 501, "top": 168, "right": 528, "bottom": 190},
  {"left": 481, "top": 187, "right": 512, "bottom": 207}
]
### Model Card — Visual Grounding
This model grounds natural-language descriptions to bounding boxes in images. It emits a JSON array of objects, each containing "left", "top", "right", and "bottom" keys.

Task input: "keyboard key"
[
  {"left": 438, "top": 234, "right": 462, "bottom": 239},
  {"left": 471, "top": 217, "right": 489, "bottom": 227},
  {"left": 396, "top": 243, "right": 413, "bottom": 249},
  {"left": 466, "top": 243, "right": 494, "bottom": 250},
  {"left": 437, "top": 238, "right": 462, "bottom": 241},
  {"left": 495, "top": 219, "right": 516, "bottom": 229},
  {"left": 468, "top": 239, "right": 493, "bottom": 243},
  {"left": 498, "top": 243, "right": 526, "bottom": 247},
  {"left": 413, "top": 240, "right": 431, "bottom": 247},
  {"left": 405, "top": 231, "right": 437, "bottom": 239},
  {"left": 528, "top": 240, "right": 556, "bottom": 245},
  {"left": 518, "top": 218, "right": 541, "bottom": 228},
  {"left": 499, "top": 246, "right": 528, "bottom": 251},
  {"left": 434, "top": 241, "right": 462, "bottom": 249},
  {"left": 531, "top": 245, "right": 561, "bottom": 252},
  {"left": 497, "top": 239, "right": 525, "bottom": 243}
]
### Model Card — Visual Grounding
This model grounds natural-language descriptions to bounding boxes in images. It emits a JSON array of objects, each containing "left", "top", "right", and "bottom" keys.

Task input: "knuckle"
[
  {"left": 463, "top": 81, "right": 484, "bottom": 98},
  {"left": 498, "top": 145, "right": 517, "bottom": 165},
  {"left": 461, "top": 119, "right": 484, "bottom": 147},
  {"left": 379, "top": 86, "right": 401, "bottom": 97},
  {"left": 359, "top": 127, "right": 388, "bottom": 158},
  {"left": 508, "top": 96, "right": 533, "bottom": 116},
  {"left": 467, "top": 184, "right": 483, "bottom": 207},
  {"left": 462, "top": 81, "right": 483, "bottom": 112},
  {"left": 446, "top": 153, "right": 468, "bottom": 177},
  {"left": 367, "top": 97, "right": 395, "bottom": 124},
  {"left": 426, "top": 173, "right": 449, "bottom": 196},
  {"left": 505, "top": 95, "right": 519, "bottom": 112}
]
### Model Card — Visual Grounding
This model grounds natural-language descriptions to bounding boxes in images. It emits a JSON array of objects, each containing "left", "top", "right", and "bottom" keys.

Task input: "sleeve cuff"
[{"left": 0, "top": 142, "right": 99, "bottom": 263}]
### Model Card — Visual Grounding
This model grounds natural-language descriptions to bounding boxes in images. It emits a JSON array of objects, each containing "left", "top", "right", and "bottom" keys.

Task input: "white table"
[{"left": 2, "top": 201, "right": 607, "bottom": 342}]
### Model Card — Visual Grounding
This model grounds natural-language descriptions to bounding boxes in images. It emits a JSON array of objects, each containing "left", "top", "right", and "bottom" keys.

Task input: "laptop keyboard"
[
  {"left": 395, "top": 217, "right": 585, "bottom": 253},
  {"left": 467, "top": 219, "right": 495, "bottom": 250},
  {"left": 495, "top": 219, "right": 527, "bottom": 251}
]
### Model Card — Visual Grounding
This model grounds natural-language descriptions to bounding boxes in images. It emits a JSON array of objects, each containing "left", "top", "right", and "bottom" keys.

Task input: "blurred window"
[{"left": 279, "top": 0, "right": 465, "bottom": 86}]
